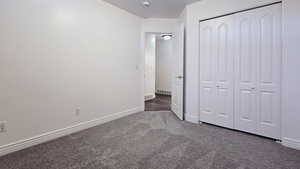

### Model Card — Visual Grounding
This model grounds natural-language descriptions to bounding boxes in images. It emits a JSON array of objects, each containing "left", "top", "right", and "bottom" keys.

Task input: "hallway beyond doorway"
[{"left": 145, "top": 94, "right": 171, "bottom": 111}]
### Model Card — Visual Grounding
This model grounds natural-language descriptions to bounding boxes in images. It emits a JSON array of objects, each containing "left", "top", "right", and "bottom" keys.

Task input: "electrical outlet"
[
  {"left": 0, "top": 121, "right": 7, "bottom": 133},
  {"left": 75, "top": 108, "right": 81, "bottom": 116}
]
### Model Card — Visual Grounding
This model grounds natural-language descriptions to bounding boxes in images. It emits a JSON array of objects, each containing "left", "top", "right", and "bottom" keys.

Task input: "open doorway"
[
  {"left": 143, "top": 23, "right": 185, "bottom": 120},
  {"left": 144, "top": 32, "right": 174, "bottom": 111}
]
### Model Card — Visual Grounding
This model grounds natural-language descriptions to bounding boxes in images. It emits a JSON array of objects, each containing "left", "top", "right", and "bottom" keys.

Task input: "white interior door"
[
  {"left": 199, "top": 15, "right": 235, "bottom": 128},
  {"left": 199, "top": 19, "right": 215, "bottom": 125},
  {"left": 171, "top": 23, "right": 185, "bottom": 120},
  {"left": 235, "top": 4, "right": 282, "bottom": 139}
]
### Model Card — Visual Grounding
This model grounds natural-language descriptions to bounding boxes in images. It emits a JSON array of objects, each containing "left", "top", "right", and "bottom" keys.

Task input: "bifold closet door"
[
  {"left": 199, "top": 15, "right": 234, "bottom": 128},
  {"left": 199, "top": 3, "right": 282, "bottom": 139},
  {"left": 235, "top": 4, "right": 282, "bottom": 139}
]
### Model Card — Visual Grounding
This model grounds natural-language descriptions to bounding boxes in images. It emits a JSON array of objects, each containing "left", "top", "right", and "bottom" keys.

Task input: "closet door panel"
[
  {"left": 235, "top": 4, "right": 282, "bottom": 139},
  {"left": 214, "top": 16, "right": 234, "bottom": 128},
  {"left": 235, "top": 10, "right": 259, "bottom": 134},
  {"left": 256, "top": 4, "right": 282, "bottom": 139},
  {"left": 199, "top": 21, "right": 216, "bottom": 124},
  {"left": 200, "top": 16, "right": 234, "bottom": 127}
]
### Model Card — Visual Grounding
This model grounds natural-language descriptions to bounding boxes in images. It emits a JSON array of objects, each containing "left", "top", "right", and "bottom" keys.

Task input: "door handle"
[{"left": 176, "top": 76, "right": 184, "bottom": 79}]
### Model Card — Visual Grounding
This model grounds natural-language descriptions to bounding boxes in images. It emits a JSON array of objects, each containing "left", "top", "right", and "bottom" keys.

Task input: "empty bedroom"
[{"left": 0, "top": 0, "right": 300, "bottom": 169}]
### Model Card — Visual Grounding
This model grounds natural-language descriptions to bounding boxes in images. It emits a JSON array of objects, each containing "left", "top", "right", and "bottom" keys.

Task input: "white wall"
[
  {"left": 185, "top": 0, "right": 300, "bottom": 149},
  {"left": 0, "top": 0, "right": 142, "bottom": 153},
  {"left": 179, "top": 8, "right": 187, "bottom": 26},
  {"left": 156, "top": 39, "right": 173, "bottom": 93},
  {"left": 282, "top": 0, "right": 300, "bottom": 150},
  {"left": 144, "top": 34, "right": 156, "bottom": 100},
  {"left": 142, "top": 18, "right": 178, "bottom": 33}
]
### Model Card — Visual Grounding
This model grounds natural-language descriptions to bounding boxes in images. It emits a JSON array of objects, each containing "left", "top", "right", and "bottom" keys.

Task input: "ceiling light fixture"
[
  {"left": 163, "top": 35, "right": 172, "bottom": 40},
  {"left": 161, "top": 34, "right": 173, "bottom": 41},
  {"left": 142, "top": 0, "right": 151, "bottom": 7}
]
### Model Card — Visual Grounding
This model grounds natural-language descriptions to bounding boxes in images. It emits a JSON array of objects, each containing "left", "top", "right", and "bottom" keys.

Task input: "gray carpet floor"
[{"left": 1, "top": 111, "right": 300, "bottom": 169}]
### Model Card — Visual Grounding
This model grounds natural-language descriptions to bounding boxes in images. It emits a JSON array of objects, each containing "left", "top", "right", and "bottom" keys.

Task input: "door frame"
[
  {"left": 141, "top": 31, "right": 174, "bottom": 111},
  {"left": 140, "top": 28, "right": 186, "bottom": 116}
]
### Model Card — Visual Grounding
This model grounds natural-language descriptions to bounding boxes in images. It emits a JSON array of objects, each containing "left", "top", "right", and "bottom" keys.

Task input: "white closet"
[{"left": 199, "top": 3, "right": 282, "bottom": 139}]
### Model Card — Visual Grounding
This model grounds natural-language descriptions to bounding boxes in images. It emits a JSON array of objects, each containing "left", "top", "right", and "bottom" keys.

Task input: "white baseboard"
[
  {"left": 145, "top": 94, "right": 155, "bottom": 101},
  {"left": 155, "top": 89, "right": 171, "bottom": 96},
  {"left": 282, "top": 137, "right": 300, "bottom": 150},
  {"left": 0, "top": 107, "right": 141, "bottom": 157},
  {"left": 185, "top": 114, "right": 199, "bottom": 124}
]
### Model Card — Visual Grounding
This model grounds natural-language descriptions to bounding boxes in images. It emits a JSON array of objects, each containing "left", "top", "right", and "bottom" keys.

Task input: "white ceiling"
[{"left": 103, "top": 0, "right": 201, "bottom": 18}]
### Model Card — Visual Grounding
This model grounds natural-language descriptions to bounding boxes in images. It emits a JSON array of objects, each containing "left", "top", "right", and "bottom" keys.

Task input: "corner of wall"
[
  {"left": 185, "top": 113, "right": 199, "bottom": 124},
  {"left": 282, "top": 138, "right": 300, "bottom": 150}
]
